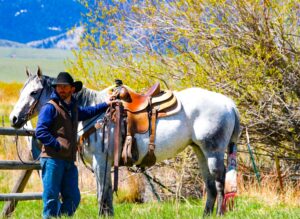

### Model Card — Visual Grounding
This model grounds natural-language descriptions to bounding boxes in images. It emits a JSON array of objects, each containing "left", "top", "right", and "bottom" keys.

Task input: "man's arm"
[
  {"left": 35, "top": 104, "right": 61, "bottom": 151},
  {"left": 78, "top": 102, "right": 109, "bottom": 121}
]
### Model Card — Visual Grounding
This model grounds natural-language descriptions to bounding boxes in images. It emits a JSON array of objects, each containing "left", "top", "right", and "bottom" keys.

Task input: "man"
[{"left": 36, "top": 72, "right": 110, "bottom": 218}]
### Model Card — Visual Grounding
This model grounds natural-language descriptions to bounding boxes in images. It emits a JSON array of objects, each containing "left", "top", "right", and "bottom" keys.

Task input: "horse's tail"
[
  {"left": 222, "top": 105, "right": 240, "bottom": 212},
  {"left": 225, "top": 106, "right": 240, "bottom": 193},
  {"left": 230, "top": 106, "right": 240, "bottom": 147}
]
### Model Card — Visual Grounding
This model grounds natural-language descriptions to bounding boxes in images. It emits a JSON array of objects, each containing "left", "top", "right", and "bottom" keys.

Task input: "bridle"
[
  {"left": 25, "top": 79, "right": 46, "bottom": 121},
  {"left": 16, "top": 78, "right": 46, "bottom": 164}
]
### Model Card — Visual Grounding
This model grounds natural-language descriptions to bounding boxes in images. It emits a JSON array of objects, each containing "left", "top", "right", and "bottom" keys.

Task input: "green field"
[
  {"left": 0, "top": 47, "right": 74, "bottom": 82},
  {"left": 0, "top": 195, "right": 299, "bottom": 219}
]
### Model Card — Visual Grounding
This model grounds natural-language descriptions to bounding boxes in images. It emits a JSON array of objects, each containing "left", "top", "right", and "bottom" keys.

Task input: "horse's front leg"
[{"left": 93, "top": 154, "right": 114, "bottom": 216}]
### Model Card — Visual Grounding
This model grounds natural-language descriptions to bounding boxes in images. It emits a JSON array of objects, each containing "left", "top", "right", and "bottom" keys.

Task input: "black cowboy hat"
[{"left": 51, "top": 72, "right": 82, "bottom": 92}]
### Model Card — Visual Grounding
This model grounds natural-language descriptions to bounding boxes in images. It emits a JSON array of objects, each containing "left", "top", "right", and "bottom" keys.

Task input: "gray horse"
[{"left": 10, "top": 69, "right": 240, "bottom": 216}]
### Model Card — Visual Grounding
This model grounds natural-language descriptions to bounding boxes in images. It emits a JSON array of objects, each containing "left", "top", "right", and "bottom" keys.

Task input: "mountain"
[
  {"left": 0, "top": 39, "right": 28, "bottom": 48},
  {"left": 26, "top": 26, "right": 84, "bottom": 49},
  {"left": 0, "top": 0, "right": 86, "bottom": 44}
]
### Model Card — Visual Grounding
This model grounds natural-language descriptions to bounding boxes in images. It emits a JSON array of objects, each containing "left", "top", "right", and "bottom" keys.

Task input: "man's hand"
[{"left": 106, "top": 99, "right": 121, "bottom": 105}]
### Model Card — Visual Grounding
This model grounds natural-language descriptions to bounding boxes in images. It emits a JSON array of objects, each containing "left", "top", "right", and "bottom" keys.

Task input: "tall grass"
[{"left": 0, "top": 82, "right": 22, "bottom": 127}]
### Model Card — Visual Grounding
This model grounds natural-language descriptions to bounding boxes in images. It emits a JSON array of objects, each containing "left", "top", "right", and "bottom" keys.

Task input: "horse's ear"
[
  {"left": 37, "top": 66, "right": 42, "bottom": 78},
  {"left": 26, "top": 67, "right": 31, "bottom": 77}
]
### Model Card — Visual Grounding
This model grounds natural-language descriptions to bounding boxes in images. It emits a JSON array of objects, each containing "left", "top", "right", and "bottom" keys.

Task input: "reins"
[
  {"left": 98, "top": 102, "right": 120, "bottom": 212},
  {"left": 16, "top": 79, "right": 46, "bottom": 164},
  {"left": 77, "top": 106, "right": 112, "bottom": 173}
]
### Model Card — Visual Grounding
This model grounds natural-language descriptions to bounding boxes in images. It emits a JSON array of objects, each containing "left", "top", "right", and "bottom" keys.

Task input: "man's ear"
[{"left": 71, "top": 86, "right": 76, "bottom": 93}]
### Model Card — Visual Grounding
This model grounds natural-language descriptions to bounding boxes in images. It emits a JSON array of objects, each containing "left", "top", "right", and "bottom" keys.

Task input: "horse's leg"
[
  {"left": 191, "top": 144, "right": 217, "bottom": 216},
  {"left": 93, "top": 154, "right": 114, "bottom": 216},
  {"left": 210, "top": 153, "right": 226, "bottom": 216}
]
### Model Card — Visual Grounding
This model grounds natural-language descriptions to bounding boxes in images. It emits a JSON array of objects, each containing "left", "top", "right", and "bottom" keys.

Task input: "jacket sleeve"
[
  {"left": 35, "top": 103, "right": 61, "bottom": 151},
  {"left": 78, "top": 102, "right": 109, "bottom": 121}
]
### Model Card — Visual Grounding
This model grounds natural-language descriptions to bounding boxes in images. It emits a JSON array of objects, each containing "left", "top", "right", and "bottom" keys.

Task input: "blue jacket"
[{"left": 36, "top": 91, "right": 108, "bottom": 152}]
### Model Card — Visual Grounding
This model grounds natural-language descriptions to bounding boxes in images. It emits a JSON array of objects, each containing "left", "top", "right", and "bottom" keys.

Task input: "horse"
[{"left": 9, "top": 69, "right": 240, "bottom": 216}]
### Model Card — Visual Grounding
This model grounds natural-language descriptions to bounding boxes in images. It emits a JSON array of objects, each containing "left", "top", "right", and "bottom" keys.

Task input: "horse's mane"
[
  {"left": 39, "top": 74, "right": 109, "bottom": 107},
  {"left": 75, "top": 87, "right": 108, "bottom": 106}
]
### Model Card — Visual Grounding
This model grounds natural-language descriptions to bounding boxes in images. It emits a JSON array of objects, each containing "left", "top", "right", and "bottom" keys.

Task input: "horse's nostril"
[{"left": 12, "top": 116, "right": 18, "bottom": 125}]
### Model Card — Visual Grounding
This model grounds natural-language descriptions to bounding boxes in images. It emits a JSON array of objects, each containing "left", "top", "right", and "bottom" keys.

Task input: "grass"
[
  {"left": 0, "top": 47, "right": 73, "bottom": 82},
  {"left": 0, "top": 195, "right": 299, "bottom": 219}
]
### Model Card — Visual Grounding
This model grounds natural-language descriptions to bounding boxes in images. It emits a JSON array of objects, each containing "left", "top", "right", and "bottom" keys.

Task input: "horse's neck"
[
  {"left": 76, "top": 87, "right": 108, "bottom": 107},
  {"left": 43, "top": 75, "right": 108, "bottom": 107}
]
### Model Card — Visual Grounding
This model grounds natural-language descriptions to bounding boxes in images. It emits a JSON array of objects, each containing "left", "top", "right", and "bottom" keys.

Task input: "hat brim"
[
  {"left": 51, "top": 81, "right": 83, "bottom": 93},
  {"left": 73, "top": 81, "right": 83, "bottom": 92}
]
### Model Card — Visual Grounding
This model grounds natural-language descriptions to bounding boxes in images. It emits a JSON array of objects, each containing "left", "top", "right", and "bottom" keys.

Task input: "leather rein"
[
  {"left": 16, "top": 79, "right": 46, "bottom": 164},
  {"left": 78, "top": 91, "right": 123, "bottom": 193}
]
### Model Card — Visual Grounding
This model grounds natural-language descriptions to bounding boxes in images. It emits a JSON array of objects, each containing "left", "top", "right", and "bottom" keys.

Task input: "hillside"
[{"left": 0, "top": 39, "right": 27, "bottom": 48}]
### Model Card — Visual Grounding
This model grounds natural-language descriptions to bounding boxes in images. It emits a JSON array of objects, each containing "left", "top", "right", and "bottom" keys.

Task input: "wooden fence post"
[
  {"left": 2, "top": 115, "right": 4, "bottom": 127},
  {"left": 1, "top": 169, "right": 34, "bottom": 217},
  {"left": 0, "top": 150, "right": 40, "bottom": 217},
  {"left": 0, "top": 127, "right": 40, "bottom": 217},
  {"left": 275, "top": 156, "right": 284, "bottom": 192}
]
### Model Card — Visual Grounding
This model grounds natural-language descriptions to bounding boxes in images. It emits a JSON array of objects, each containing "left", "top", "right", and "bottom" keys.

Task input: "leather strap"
[
  {"left": 78, "top": 126, "right": 96, "bottom": 146},
  {"left": 77, "top": 126, "right": 97, "bottom": 173},
  {"left": 139, "top": 107, "right": 157, "bottom": 167},
  {"left": 113, "top": 103, "right": 123, "bottom": 192},
  {"left": 149, "top": 108, "right": 157, "bottom": 154}
]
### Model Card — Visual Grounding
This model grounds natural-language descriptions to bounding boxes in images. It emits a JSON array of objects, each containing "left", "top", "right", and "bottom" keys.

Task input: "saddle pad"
[
  {"left": 158, "top": 97, "right": 182, "bottom": 118},
  {"left": 152, "top": 93, "right": 177, "bottom": 111},
  {"left": 151, "top": 90, "right": 173, "bottom": 104}
]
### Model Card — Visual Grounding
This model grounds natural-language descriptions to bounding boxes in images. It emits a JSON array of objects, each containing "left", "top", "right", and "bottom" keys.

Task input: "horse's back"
[
  {"left": 176, "top": 87, "right": 236, "bottom": 112},
  {"left": 176, "top": 88, "right": 238, "bottom": 148}
]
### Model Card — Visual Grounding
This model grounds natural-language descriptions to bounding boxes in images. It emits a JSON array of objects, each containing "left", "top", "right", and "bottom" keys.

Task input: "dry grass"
[
  {"left": 0, "top": 82, "right": 22, "bottom": 105},
  {"left": 238, "top": 172, "right": 300, "bottom": 207}
]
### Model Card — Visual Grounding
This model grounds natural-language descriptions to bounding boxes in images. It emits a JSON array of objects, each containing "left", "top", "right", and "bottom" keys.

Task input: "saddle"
[{"left": 116, "top": 82, "right": 181, "bottom": 167}]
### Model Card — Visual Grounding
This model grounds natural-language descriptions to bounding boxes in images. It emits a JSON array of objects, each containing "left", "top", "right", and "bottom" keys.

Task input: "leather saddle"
[{"left": 117, "top": 82, "right": 181, "bottom": 167}]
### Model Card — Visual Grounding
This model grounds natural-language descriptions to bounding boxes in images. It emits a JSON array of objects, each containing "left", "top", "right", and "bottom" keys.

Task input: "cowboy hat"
[{"left": 51, "top": 72, "right": 82, "bottom": 92}]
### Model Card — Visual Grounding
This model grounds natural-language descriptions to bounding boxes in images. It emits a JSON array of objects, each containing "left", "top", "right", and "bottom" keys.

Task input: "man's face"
[{"left": 55, "top": 84, "right": 75, "bottom": 101}]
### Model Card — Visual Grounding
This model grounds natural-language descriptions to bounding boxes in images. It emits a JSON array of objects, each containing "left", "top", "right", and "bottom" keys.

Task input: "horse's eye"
[{"left": 30, "top": 91, "right": 38, "bottom": 96}]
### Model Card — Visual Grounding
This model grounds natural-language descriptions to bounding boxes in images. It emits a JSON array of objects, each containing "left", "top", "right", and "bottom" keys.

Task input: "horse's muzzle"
[{"left": 10, "top": 116, "right": 26, "bottom": 129}]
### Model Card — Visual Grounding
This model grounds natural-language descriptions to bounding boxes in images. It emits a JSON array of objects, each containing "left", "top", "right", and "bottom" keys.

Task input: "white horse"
[{"left": 9, "top": 69, "right": 240, "bottom": 216}]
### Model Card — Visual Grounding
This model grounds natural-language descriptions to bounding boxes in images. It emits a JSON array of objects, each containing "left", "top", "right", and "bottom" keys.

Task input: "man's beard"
[{"left": 58, "top": 92, "right": 70, "bottom": 100}]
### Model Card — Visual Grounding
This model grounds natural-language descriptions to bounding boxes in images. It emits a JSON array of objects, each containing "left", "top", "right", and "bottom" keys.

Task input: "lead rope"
[{"left": 15, "top": 134, "right": 40, "bottom": 164}]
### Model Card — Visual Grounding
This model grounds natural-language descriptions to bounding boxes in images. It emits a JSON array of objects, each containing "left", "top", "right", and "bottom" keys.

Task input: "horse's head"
[{"left": 10, "top": 67, "right": 53, "bottom": 128}]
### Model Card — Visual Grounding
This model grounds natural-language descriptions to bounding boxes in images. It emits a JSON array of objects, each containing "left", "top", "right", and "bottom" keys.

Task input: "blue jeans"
[{"left": 40, "top": 158, "right": 81, "bottom": 219}]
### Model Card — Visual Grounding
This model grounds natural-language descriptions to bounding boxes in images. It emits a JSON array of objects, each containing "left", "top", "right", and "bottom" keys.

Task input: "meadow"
[
  {"left": 0, "top": 47, "right": 299, "bottom": 218},
  {"left": 0, "top": 47, "right": 73, "bottom": 82}
]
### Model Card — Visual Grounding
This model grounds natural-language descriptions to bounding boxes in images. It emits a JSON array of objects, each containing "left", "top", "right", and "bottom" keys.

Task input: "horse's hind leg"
[
  {"left": 207, "top": 151, "right": 226, "bottom": 215},
  {"left": 192, "top": 144, "right": 217, "bottom": 216}
]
